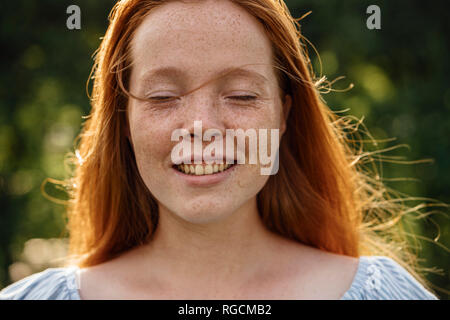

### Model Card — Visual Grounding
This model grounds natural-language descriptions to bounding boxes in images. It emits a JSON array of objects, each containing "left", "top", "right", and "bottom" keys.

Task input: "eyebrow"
[{"left": 139, "top": 66, "right": 270, "bottom": 85}]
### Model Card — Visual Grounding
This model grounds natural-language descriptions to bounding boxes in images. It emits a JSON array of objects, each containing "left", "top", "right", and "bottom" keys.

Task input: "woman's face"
[{"left": 127, "top": 0, "right": 290, "bottom": 224}]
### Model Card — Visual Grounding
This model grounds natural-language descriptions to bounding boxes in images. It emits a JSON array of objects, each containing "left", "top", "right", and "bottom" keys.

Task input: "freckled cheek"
[
  {"left": 129, "top": 117, "right": 175, "bottom": 170},
  {"left": 225, "top": 108, "right": 280, "bottom": 130}
]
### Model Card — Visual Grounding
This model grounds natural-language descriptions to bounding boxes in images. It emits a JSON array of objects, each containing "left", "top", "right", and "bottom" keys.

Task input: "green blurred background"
[{"left": 0, "top": 0, "right": 448, "bottom": 298}]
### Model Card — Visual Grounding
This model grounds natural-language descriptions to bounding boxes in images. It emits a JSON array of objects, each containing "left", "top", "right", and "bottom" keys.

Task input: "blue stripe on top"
[
  {"left": 340, "top": 256, "right": 438, "bottom": 300},
  {"left": 0, "top": 255, "right": 438, "bottom": 300}
]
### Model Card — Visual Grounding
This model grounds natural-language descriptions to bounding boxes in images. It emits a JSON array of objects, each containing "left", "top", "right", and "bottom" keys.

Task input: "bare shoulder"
[
  {"left": 300, "top": 244, "right": 359, "bottom": 271},
  {"left": 76, "top": 244, "right": 166, "bottom": 299},
  {"left": 269, "top": 238, "right": 360, "bottom": 299},
  {"left": 77, "top": 261, "right": 115, "bottom": 299},
  {"left": 309, "top": 248, "right": 360, "bottom": 299},
  {"left": 77, "top": 251, "right": 139, "bottom": 299}
]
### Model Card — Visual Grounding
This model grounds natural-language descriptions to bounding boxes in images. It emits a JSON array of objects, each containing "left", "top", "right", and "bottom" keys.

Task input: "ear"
[{"left": 280, "top": 94, "right": 292, "bottom": 137}]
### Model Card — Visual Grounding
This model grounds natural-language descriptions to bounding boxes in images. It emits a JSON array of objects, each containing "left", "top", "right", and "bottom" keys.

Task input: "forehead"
[{"left": 130, "top": 0, "right": 275, "bottom": 82}]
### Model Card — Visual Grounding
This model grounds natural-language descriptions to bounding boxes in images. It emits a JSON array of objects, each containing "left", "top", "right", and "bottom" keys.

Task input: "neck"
[{"left": 138, "top": 197, "right": 281, "bottom": 285}]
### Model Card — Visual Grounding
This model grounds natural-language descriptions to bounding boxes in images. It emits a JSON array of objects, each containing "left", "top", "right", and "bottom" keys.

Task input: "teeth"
[
  {"left": 204, "top": 164, "right": 213, "bottom": 174},
  {"left": 176, "top": 163, "right": 235, "bottom": 175},
  {"left": 195, "top": 165, "right": 204, "bottom": 175}
]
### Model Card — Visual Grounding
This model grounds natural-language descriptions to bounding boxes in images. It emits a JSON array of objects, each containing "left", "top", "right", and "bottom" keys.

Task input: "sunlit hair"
[{"left": 63, "top": 0, "right": 444, "bottom": 293}]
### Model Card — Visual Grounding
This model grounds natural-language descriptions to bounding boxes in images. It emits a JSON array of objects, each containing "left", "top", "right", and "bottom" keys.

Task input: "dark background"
[{"left": 0, "top": 0, "right": 448, "bottom": 298}]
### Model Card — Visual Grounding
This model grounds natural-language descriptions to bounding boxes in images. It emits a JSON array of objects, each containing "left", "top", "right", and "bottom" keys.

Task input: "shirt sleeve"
[
  {"left": 346, "top": 256, "right": 438, "bottom": 300},
  {"left": 0, "top": 267, "right": 79, "bottom": 300}
]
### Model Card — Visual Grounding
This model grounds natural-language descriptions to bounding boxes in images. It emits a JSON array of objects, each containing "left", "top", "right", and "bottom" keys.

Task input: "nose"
[{"left": 183, "top": 91, "right": 226, "bottom": 142}]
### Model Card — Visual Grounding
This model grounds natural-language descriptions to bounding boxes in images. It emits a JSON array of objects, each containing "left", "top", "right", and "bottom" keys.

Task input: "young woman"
[{"left": 0, "top": 0, "right": 438, "bottom": 299}]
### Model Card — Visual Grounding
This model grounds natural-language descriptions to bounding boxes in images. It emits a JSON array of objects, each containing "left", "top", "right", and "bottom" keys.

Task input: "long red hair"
[{"left": 64, "top": 0, "right": 438, "bottom": 292}]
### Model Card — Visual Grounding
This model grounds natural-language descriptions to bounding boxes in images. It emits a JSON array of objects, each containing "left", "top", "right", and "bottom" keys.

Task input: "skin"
[{"left": 77, "top": 0, "right": 359, "bottom": 299}]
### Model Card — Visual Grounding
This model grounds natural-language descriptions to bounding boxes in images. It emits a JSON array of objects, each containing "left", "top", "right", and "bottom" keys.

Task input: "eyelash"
[
  {"left": 147, "top": 95, "right": 257, "bottom": 104},
  {"left": 227, "top": 95, "right": 257, "bottom": 101},
  {"left": 147, "top": 96, "right": 179, "bottom": 102}
]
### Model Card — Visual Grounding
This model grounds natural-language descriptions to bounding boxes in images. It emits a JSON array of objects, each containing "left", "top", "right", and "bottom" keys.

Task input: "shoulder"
[
  {"left": 341, "top": 256, "right": 438, "bottom": 300},
  {"left": 270, "top": 242, "right": 361, "bottom": 299},
  {"left": 0, "top": 267, "right": 80, "bottom": 300}
]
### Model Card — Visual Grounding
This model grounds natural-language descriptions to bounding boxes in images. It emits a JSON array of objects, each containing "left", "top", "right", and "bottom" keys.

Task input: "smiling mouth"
[{"left": 173, "top": 161, "right": 237, "bottom": 176}]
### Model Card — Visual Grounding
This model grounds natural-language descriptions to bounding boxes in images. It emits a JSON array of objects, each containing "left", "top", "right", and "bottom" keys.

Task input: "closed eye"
[
  {"left": 147, "top": 96, "right": 179, "bottom": 103},
  {"left": 146, "top": 95, "right": 257, "bottom": 105},
  {"left": 228, "top": 95, "right": 257, "bottom": 101}
]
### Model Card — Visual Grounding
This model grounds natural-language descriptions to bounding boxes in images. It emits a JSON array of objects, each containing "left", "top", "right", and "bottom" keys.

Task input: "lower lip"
[{"left": 172, "top": 164, "right": 237, "bottom": 187}]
